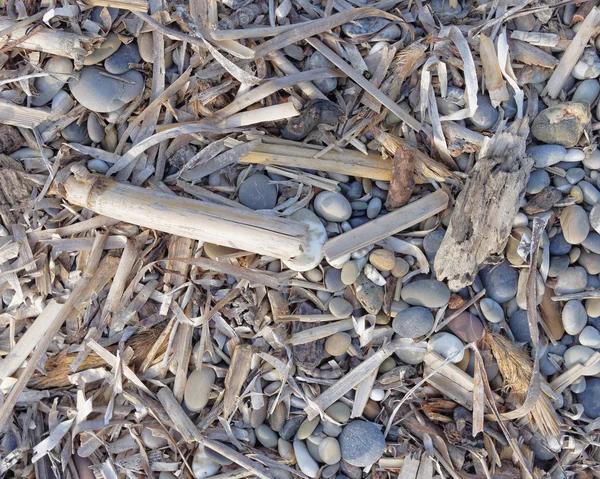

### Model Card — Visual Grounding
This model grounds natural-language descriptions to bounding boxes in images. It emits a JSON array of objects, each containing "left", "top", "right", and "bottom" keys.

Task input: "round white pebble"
[{"left": 369, "top": 388, "right": 385, "bottom": 401}]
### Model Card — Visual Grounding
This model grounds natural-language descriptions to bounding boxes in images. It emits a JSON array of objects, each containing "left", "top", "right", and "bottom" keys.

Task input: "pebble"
[
  {"left": 565, "top": 345, "right": 600, "bottom": 375},
  {"left": 578, "top": 181, "right": 600, "bottom": 205},
  {"left": 192, "top": 449, "right": 220, "bottom": 479},
  {"left": 578, "top": 377, "right": 600, "bottom": 418},
  {"left": 369, "top": 249, "right": 395, "bottom": 271},
  {"left": 303, "top": 268, "right": 323, "bottom": 283},
  {"left": 319, "top": 437, "right": 342, "bottom": 465},
  {"left": 278, "top": 439, "right": 295, "bottom": 462},
  {"left": 32, "top": 57, "right": 73, "bottom": 106},
  {"left": 322, "top": 420, "right": 343, "bottom": 437},
  {"left": 329, "top": 298, "right": 353, "bottom": 318},
  {"left": 468, "top": 94, "right": 498, "bottom": 130},
  {"left": 479, "top": 261, "right": 519, "bottom": 303},
  {"left": 573, "top": 49, "right": 600, "bottom": 79},
  {"left": 580, "top": 326, "right": 600, "bottom": 348},
  {"left": 509, "top": 310, "right": 532, "bottom": 343},
  {"left": 61, "top": 122, "right": 89, "bottom": 144},
  {"left": 400, "top": 279, "right": 450, "bottom": 308},
  {"left": 391, "top": 258, "right": 409, "bottom": 278},
  {"left": 562, "top": 300, "right": 588, "bottom": 335},
  {"left": 256, "top": 424, "right": 279, "bottom": 449},
  {"left": 583, "top": 233, "right": 600, "bottom": 254},
  {"left": 298, "top": 417, "right": 320, "bottom": 439},
  {"left": 550, "top": 232, "right": 572, "bottom": 255},
  {"left": 280, "top": 416, "right": 303, "bottom": 441},
  {"left": 447, "top": 312, "right": 484, "bottom": 342},
  {"left": 529, "top": 436, "right": 555, "bottom": 461},
  {"left": 423, "top": 230, "right": 445, "bottom": 260},
  {"left": 554, "top": 266, "right": 588, "bottom": 294},
  {"left": 578, "top": 250, "right": 600, "bottom": 274},
  {"left": 307, "top": 52, "right": 337, "bottom": 94},
  {"left": 527, "top": 170, "right": 551, "bottom": 193},
  {"left": 531, "top": 102, "right": 591, "bottom": 148},
  {"left": 584, "top": 149, "right": 600, "bottom": 169},
  {"left": 51, "top": 90, "right": 74, "bottom": 117},
  {"left": 549, "top": 255, "right": 570, "bottom": 277},
  {"left": 527, "top": 144, "right": 567, "bottom": 167},
  {"left": 104, "top": 41, "right": 141, "bottom": 74},
  {"left": 141, "top": 427, "right": 168, "bottom": 449},
  {"left": 87, "top": 112, "right": 105, "bottom": 143},
  {"left": 184, "top": 368, "right": 215, "bottom": 412},
  {"left": 238, "top": 174, "right": 277, "bottom": 210},
  {"left": 325, "top": 268, "right": 345, "bottom": 291},
  {"left": 573, "top": 79, "right": 600, "bottom": 104},
  {"left": 395, "top": 342, "right": 426, "bottom": 364},
  {"left": 564, "top": 148, "right": 585, "bottom": 162},
  {"left": 366, "top": 197, "right": 382, "bottom": 219},
  {"left": 590, "top": 203, "right": 600, "bottom": 235},
  {"left": 566, "top": 167, "right": 586, "bottom": 184},
  {"left": 270, "top": 402, "right": 287, "bottom": 432},
  {"left": 138, "top": 32, "right": 154, "bottom": 63},
  {"left": 370, "top": 389, "right": 385, "bottom": 402},
  {"left": 69, "top": 66, "right": 144, "bottom": 113},
  {"left": 326, "top": 402, "right": 351, "bottom": 423},
  {"left": 428, "top": 332, "right": 464, "bottom": 363},
  {"left": 586, "top": 298, "right": 600, "bottom": 318},
  {"left": 341, "top": 261, "right": 360, "bottom": 285},
  {"left": 293, "top": 440, "right": 319, "bottom": 477},
  {"left": 339, "top": 421, "right": 385, "bottom": 467},
  {"left": 84, "top": 32, "right": 122, "bottom": 65},
  {"left": 314, "top": 192, "right": 352, "bottom": 222},
  {"left": 392, "top": 307, "right": 434, "bottom": 338},
  {"left": 325, "top": 332, "right": 352, "bottom": 356},
  {"left": 354, "top": 273, "right": 384, "bottom": 314},
  {"left": 561, "top": 205, "right": 590, "bottom": 244},
  {"left": 282, "top": 208, "right": 327, "bottom": 272},
  {"left": 480, "top": 298, "right": 504, "bottom": 323}
]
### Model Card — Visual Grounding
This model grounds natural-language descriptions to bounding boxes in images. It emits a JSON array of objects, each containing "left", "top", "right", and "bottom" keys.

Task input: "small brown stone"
[
  {"left": 369, "top": 249, "right": 396, "bottom": 271},
  {"left": 391, "top": 257, "right": 409, "bottom": 278},
  {"left": 363, "top": 399, "right": 381, "bottom": 420},
  {"left": 447, "top": 311, "right": 484, "bottom": 342},
  {"left": 325, "top": 332, "right": 352, "bottom": 356}
]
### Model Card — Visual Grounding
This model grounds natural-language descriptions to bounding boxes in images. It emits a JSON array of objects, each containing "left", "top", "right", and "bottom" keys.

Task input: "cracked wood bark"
[{"left": 434, "top": 119, "right": 533, "bottom": 291}]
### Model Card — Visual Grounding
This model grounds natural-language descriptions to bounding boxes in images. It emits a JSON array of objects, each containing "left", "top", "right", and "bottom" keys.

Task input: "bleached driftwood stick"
[
  {"left": 80, "top": 0, "right": 148, "bottom": 11},
  {"left": 59, "top": 167, "right": 311, "bottom": 261},
  {"left": 0, "top": 20, "right": 88, "bottom": 67},
  {"left": 323, "top": 190, "right": 449, "bottom": 262},
  {"left": 0, "top": 99, "right": 51, "bottom": 129},
  {"left": 543, "top": 7, "right": 600, "bottom": 98},
  {"left": 434, "top": 119, "right": 533, "bottom": 291}
]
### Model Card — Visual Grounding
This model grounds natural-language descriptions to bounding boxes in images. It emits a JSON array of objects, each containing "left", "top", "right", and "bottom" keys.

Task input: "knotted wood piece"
[{"left": 434, "top": 119, "right": 533, "bottom": 291}]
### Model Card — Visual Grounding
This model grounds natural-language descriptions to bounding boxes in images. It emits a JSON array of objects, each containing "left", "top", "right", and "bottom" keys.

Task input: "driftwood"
[{"left": 434, "top": 119, "right": 533, "bottom": 291}]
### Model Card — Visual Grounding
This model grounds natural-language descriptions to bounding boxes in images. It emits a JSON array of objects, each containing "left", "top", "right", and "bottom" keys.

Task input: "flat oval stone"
[
  {"left": 369, "top": 249, "right": 395, "bottom": 271},
  {"left": 573, "top": 79, "right": 600, "bottom": 104},
  {"left": 341, "top": 261, "right": 360, "bottom": 285},
  {"left": 423, "top": 230, "right": 445, "bottom": 260},
  {"left": 280, "top": 416, "right": 304, "bottom": 441},
  {"left": 531, "top": 102, "right": 591, "bottom": 148},
  {"left": 561, "top": 205, "right": 590, "bottom": 244},
  {"left": 555, "top": 266, "right": 588, "bottom": 294},
  {"left": 138, "top": 32, "right": 154, "bottom": 63},
  {"left": 579, "top": 181, "right": 600, "bottom": 205},
  {"left": 326, "top": 402, "right": 351, "bottom": 423},
  {"left": 303, "top": 268, "right": 323, "bottom": 283},
  {"left": 391, "top": 257, "right": 409, "bottom": 278},
  {"left": 366, "top": 197, "right": 382, "bottom": 219},
  {"left": 32, "top": 57, "right": 73, "bottom": 106},
  {"left": 550, "top": 233, "right": 572, "bottom": 255},
  {"left": 480, "top": 298, "right": 504, "bottom": 323},
  {"left": 61, "top": 121, "right": 89, "bottom": 144},
  {"left": 578, "top": 377, "right": 600, "bottom": 418},
  {"left": 69, "top": 66, "right": 144, "bottom": 113},
  {"left": 256, "top": 424, "right": 278, "bottom": 449},
  {"left": 339, "top": 421, "right": 385, "bottom": 467},
  {"left": 84, "top": 32, "right": 122, "bottom": 65},
  {"left": 578, "top": 250, "right": 600, "bottom": 274},
  {"left": 192, "top": 449, "right": 220, "bottom": 479},
  {"left": 401, "top": 280, "right": 450, "bottom": 308},
  {"left": 392, "top": 307, "right": 434, "bottom": 338},
  {"left": 469, "top": 94, "right": 498, "bottom": 130},
  {"left": 584, "top": 148, "right": 600, "bottom": 169},
  {"left": 527, "top": 169, "right": 551, "bottom": 194},
  {"left": 509, "top": 309, "right": 532, "bottom": 343},
  {"left": 395, "top": 341, "right": 426, "bottom": 364},
  {"left": 583, "top": 232, "right": 600, "bottom": 254},
  {"left": 239, "top": 174, "right": 277, "bottom": 210},
  {"left": 580, "top": 326, "right": 600, "bottom": 348},
  {"left": 325, "top": 332, "right": 352, "bottom": 356},
  {"left": 314, "top": 191, "right": 352, "bottom": 222},
  {"left": 319, "top": 437, "right": 341, "bottom": 465},
  {"left": 294, "top": 440, "right": 319, "bottom": 477},
  {"left": 479, "top": 261, "right": 518, "bottom": 304},
  {"left": 562, "top": 300, "right": 587, "bottom": 335},
  {"left": 587, "top": 298, "right": 600, "bottom": 317},
  {"left": 184, "top": 368, "right": 215, "bottom": 412},
  {"left": 87, "top": 112, "right": 105, "bottom": 143},
  {"left": 590, "top": 203, "right": 600, "bottom": 234},
  {"left": 329, "top": 297, "right": 353, "bottom": 318},
  {"left": 447, "top": 312, "right": 484, "bottom": 342},
  {"left": 565, "top": 345, "right": 600, "bottom": 376},
  {"left": 428, "top": 332, "right": 464, "bottom": 363},
  {"left": 105, "top": 41, "right": 141, "bottom": 74},
  {"left": 566, "top": 167, "right": 585, "bottom": 184},
  {"left": 270, "top": 402, "right": 287, "bottom": 432},
  {"left": 325, "top": 268, "right": 345, "bottom": 291},
  {"left": 88, "top": 159, "right": 109, "bottom": 174},
  {"left": 297, "top": 417, "right": 320, "bottom": 439},
  {"left": 140, "top": 427, "right": 168, "bottom": 449},
  {"left": 278, "top": 439, "right": 295, "bottom": 462},
  {"left": 527, "top": 145, "right": 567, "bottom": 168}
]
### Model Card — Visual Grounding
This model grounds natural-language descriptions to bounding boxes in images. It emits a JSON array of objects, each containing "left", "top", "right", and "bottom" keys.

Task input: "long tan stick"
[{"left": 60, "top": 168, "right": 310, "bottom": 260}]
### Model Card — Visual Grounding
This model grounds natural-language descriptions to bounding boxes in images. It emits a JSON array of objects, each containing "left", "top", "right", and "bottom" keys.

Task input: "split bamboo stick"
[
  {"left": 0, "top": 99, "right": 51, "bottom": 129},
  {"left": 59, "top": 167, "right": 311, "bottom": 261}
]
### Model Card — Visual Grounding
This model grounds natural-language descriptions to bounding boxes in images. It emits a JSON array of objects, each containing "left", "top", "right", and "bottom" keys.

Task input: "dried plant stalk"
[
  {"left": 80, "top": 0, "right": 148, "bottom": 11},
  {"left": 0, "top": 99, "right": 50, "bottom": 129},
  {"left": 223, "top": 345, "right": 254, "bottom": 418},
  {"left": 58, "top": 167, "right": 310, "bottom": 261},
  {"left": 479, "top": 34, "right": 509, "bottom": 107}
]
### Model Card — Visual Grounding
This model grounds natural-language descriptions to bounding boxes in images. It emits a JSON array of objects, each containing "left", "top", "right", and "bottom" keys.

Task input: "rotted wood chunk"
[
  {"left": 385, "top": 144, "right": 415, "bottom": 210},
  {"left": 434, "top": 119, "right": 533, "bottom": 291},
  {"left": 0, "top": 125, "right": 24, "bottom": 154},
  {"left": 282, "top": 99, "right": 345, "bottom": 141},
  {"left": 0, "top": 155, "right": 35, "bottom": 227},
  {"left": 292, "top": 302, "right": 325, "bottom": 373}
]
